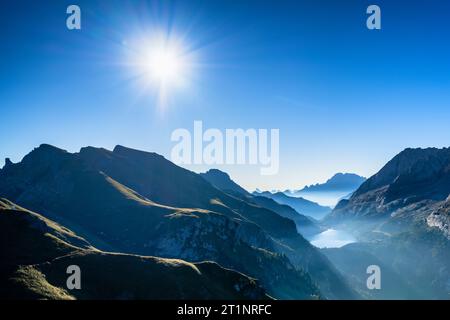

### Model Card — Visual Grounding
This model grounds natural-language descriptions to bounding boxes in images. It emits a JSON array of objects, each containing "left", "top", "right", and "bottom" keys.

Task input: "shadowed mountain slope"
[
  {"left": 0, "top": 199, "right": 270, "bottom": 300},
  {"left": 200, "top": 169, "right": 322, "bottom": 236},
  {"left": 200, "top": 169, "right": 250, "bottom": 196}
]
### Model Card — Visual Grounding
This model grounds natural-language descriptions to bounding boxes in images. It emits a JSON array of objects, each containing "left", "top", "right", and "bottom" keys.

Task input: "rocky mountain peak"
[
  {"left": 204, "top": 169, "right": 230, "bottom": 179},
  {"left": 355, "top": 147, "right": 450, "bottom": 197},
  {"left": 3, "top": 158, "right": 13, "bottom": 169},
  {"left": 19, "top": 144, "right": 70, "bottom": 168},
  {"left": 200, "top": 169, "right": 249, "bottom": 196}
]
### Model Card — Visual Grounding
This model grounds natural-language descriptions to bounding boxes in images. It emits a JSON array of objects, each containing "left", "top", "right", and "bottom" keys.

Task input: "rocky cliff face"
[
  {"left": 355, "top": 148, "right": 450, "bottom": 198},
  {"left": 427, "top": 196, "right": 450, "bottom": 239},
  {"left": 327, "top": 148, "right": 450, "bottom": 234}
]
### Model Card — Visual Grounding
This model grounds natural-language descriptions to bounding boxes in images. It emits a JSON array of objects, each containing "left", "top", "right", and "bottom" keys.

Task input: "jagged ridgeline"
[{"left": 0, "top": 144, "right": 355, "bottom": 300}]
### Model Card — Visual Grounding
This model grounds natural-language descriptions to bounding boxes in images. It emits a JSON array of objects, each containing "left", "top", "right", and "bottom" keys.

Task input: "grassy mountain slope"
[{"left": 0, "top": 199, "right": 270, "bottom": 300}]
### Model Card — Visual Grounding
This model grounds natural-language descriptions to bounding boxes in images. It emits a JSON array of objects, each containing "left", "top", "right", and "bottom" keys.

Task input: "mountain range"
[
  {"left": 0, "top": 144, "right": 355, "bottom": 300},
  {"left": 2, "top": 144, "right": 449, "bottom": 300}
]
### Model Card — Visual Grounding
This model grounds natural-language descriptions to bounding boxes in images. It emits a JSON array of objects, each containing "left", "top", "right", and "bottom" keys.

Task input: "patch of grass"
[{"left": 9, "top": 266, "right": 74, "bottom": 300}]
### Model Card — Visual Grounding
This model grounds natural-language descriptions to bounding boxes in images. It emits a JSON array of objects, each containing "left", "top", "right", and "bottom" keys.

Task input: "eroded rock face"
[{"left": 427, "top": 196, "right": 450, "bottom": 239}]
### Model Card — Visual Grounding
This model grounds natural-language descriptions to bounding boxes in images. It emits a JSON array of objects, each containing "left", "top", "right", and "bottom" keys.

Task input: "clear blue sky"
[{"left": 1, "top": 0, "right": 450, "bottom": 190}]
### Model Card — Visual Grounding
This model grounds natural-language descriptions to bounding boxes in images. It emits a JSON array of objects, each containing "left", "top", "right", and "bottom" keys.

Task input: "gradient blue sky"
[{"left": 1, "top": 0, "right": 450, "bottom": 191}]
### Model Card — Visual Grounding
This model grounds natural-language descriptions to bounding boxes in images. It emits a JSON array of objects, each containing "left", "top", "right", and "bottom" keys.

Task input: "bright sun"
[
  {"left": 146, "top": 46, "right": 185, "bottom": 82},
  {"left": 138, "top": 37, "right": 190, "bottom": 88},
  {"left": 125, "top": 32, "right": 195, "bottom": 109}
]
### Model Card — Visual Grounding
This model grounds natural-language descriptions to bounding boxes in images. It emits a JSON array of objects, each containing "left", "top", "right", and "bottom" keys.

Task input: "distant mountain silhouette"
[
  {"left": 285, "top": 173, "right": 366, "bottom": 207},
  {"left": 253, "top": 191, "right": 331, "bottom": 220},
  {"left": 298, "top": 173, "right": 367, "bottom": 193},
  {"left": 0, "top": 144, "right": 355, "bottom": 299}
]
